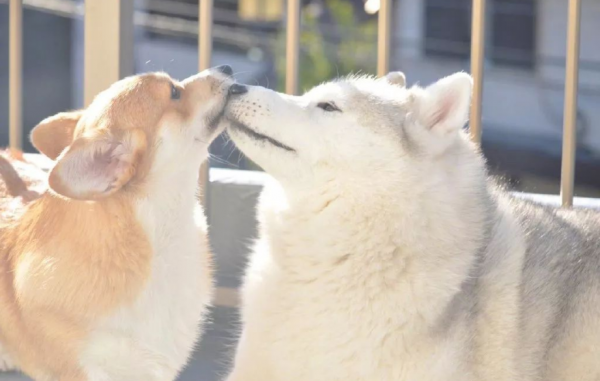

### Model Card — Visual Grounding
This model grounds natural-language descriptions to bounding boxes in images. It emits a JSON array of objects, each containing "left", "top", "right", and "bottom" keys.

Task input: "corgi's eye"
[
  {"left": 171, "top": 84, "right": 181, "bottom": 100},
  {"left": 317, "top": 102, "right": 341, "bottom": 112}
]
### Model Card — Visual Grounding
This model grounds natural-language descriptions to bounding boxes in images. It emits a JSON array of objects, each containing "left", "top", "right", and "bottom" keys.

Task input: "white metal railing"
[
  {"left": 8, "top": 0, "right": 22, "bottom": 151},
  {"left": 6, "top": 0, "right": 583, "bottom": 207},
  {"left": 285, "top": 0, "right": 300, "bottom": 95},
  {"left": 199, "top": 0, "right": 213, "bottom": 208},
  {"left": 83, "top": 0, "right": 134, "bottom": 106},
  {"left": 469, "top": 0, "right": 485, "bottom": 144},
  {"left": 560, "top": 0, "right": 582, "bottom": 207},
  {"left": 377, "top": 0, "right": 391, "bottom": 76}
]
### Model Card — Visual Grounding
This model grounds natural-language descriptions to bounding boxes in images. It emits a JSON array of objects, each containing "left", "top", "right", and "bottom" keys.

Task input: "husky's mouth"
[{"left": 228, "top": 119, "right": 296, "bottom": 153}]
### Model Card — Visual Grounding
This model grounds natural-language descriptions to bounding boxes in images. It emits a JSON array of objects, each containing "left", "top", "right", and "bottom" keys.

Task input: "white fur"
[
  {"left": 0, "top": 343, "right": 16, "bottom": 372},
  {"left": 225, "top": 73, "right": 533, "bottom": 380},
  {"left": 78, "top": 125, "right": 213, "bottom": 381}
]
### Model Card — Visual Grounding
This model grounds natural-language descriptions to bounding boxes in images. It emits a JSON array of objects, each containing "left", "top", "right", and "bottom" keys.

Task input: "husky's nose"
[
  {"left": 229, "top": 84, "right": 248, "bottom": 95},
  {"left": 215, "top": 65, "right": 233, "bottom": 77}
]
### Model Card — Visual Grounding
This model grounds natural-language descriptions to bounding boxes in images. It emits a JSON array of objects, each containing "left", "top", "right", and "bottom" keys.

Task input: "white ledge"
[{"left": 210, "top": 167, "right": 600, "bottom": 210}]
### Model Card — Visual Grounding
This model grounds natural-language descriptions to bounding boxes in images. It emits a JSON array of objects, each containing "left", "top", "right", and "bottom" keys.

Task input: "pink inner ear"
[
  {"left": 90, "top": 143, "right": 132, "bottom": 193},
  {"left": 421, "top": 73, "right": 472, "bottom": 135},
  {"left": 51, "top": 140, "right": 135, "bottom": 199},
  {"left": 426, "top": 94, "right": 454, "bottom": 132},
  {"left": 50, "top": 130, "right": 145, "bottom": 200},
  {"left": 431, "top": 99, "right": 451, "bottom": 128}
]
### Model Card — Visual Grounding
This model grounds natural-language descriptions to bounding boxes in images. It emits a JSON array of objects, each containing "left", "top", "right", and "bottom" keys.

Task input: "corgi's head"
[{"left": 31, "top": 66, "right": 238, "bottom": 200}]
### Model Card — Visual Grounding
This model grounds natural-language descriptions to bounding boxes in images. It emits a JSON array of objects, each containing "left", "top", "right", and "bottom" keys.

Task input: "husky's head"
[{"left": 224, "top": 72, "right": 481, "bottom": 192}]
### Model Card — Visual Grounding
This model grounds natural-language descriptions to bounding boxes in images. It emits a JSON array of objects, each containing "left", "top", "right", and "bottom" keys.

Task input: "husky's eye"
[
  {"left": 171, "top": 84, "right": 181, "bottom": 100},
  {"left": 317, "top": 102, "right": 341, "bottom": 112}
]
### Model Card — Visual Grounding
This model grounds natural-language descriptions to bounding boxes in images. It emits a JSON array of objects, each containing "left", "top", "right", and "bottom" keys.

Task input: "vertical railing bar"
[
  {"left": 560, "top": 0, "right": 582, "bottom": 208},
  {"left": 199, "top": 0, "right": 213, "bottom": 71},
  {"left": 285, "top": 0, "right": 300, "bottom": 95},
  {"left": 377, "top": 0, "right": 391, "bottom": 76},
  {"left": 469, "top": 0, "right": 486, "bottom": 144},
  {"left": 9, "top": 0, "right": 23, "bottom": 151},
  {"left": 84, "top": 0, "right": 134, "bottom": 106},
  {"left": 198, "top": 0, "right": 213, "bottom": 209}
]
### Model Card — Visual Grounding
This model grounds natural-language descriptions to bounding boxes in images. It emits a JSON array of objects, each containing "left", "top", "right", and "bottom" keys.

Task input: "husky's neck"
[
  {"left": 259, "top": 161, "right": 493, "bottom": 286},
  {"left": 257, "top": 170, "right": 496, "bottom": 329}
]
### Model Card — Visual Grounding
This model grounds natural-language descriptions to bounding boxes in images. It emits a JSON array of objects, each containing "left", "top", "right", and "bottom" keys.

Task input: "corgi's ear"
[
  {"left": 31, "top": 110, "right": 84, "bottom": 160},
  {"left": 414, "top": 72, "right": 472, "bottom": 135},
  {"left": 48, "top": 129, "right": 147, "bottom": 200},
  {"left": 385, "top": 71, "right": 406, "bottom": 87}
]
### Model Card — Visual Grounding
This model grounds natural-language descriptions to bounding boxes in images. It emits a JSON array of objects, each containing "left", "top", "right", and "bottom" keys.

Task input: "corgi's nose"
[
  {"left": 216, "top": 65, "right": 233, "bottom": 77},
  {"left": 229, "top": 84, "right": 248, "bottom": 95}
]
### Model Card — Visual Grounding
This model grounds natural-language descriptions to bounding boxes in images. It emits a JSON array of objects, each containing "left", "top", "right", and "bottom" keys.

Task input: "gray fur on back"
[{"left": 512, "top": 198, "right": 600, "bottom": 378}]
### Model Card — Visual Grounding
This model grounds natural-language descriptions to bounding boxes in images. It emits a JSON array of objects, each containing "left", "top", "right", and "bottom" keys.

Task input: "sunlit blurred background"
[
  {"left": 1, "top": 0, "right": 600, "bottom": 379},
  {"left": 1, "top": 0, "right": 600, "bottom": 195}
]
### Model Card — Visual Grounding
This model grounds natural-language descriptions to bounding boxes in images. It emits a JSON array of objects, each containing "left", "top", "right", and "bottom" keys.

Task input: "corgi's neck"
[
  {"left": 143, "top": 164, "right": 201, "bottom": 199},
  {"left": 34, "top": 191, "right": 138, "bottom": 227},
  {"left": 9, "top": 191, "right": 148, "bottom": 266},
  {"left": 26, "top": 163, "right": 201, "bottom": 234}
]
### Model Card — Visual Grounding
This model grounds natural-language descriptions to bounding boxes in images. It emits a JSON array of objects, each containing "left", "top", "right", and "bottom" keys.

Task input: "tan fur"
[
  {"left": 0, "top": 71, "right": 225, "bottom": 380},
  {"left": 31, "top": 111, "right": 82, "bottom": 160},
  {"left": 0, "top": 150, "right": 46, "bottom": 223},
  {"left": 1, "top": 195, "right": 149, "bottom": 379}
]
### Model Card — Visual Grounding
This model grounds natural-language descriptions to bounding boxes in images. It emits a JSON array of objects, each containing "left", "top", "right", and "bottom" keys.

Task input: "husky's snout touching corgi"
[
  {"left": 0, "top": 65, "right": 245, "bottom": 381},
  {"left": 223, "top": 72, "right": 600, "bottom": 381}
]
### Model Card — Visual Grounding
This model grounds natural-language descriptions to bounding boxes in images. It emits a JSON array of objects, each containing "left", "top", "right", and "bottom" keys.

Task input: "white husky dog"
[{"left": 222, "top": 72, "right": 600, "bottom": 381}]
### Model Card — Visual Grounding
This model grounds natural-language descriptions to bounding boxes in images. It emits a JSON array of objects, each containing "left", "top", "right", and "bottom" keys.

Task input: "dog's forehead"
[
  {"left": 305, "top": 81, "right": 351, "bottom": 100},
  {"left": 307, "top": 76, "right": 407, "bottom": 106},
  {"left": 104, "top": 73, "right": 172, "bottom": 103},
  {"left": 304, "top": 81, "right": 407, "bottom": 127},
  {"left": 79, "top": 73, "right": 174, "bottom": 134}
]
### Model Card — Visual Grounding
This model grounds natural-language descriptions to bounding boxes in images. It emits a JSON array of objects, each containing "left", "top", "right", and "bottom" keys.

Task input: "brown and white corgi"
[{"left": 0, "top": 65, "right": 246, "bottom": 381}]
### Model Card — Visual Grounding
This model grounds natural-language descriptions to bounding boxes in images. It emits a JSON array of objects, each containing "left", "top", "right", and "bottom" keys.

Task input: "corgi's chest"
[{"left": 84, "top": 194, "right": 211, "bottom": 366}]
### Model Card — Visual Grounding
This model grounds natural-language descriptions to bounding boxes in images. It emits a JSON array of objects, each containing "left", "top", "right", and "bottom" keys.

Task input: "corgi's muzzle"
[
  {"left": 215, "top": 64, "right": 234, "bottom": 77},
  {"left": 204, "top": 68, "right": 245, "bottom": 133}
]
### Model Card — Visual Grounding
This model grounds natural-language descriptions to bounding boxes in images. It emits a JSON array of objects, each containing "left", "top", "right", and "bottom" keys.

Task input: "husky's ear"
[
  {"left": 414, "top": 72, "right": 472, "bottom": 136},
  {"left": 31, "top": 110, "right": 84, "bottom": 160},
  {"left": 48, "top": 129, "right": 147, "bottom": 200},
  {"left": 385, "top": 71, "right": 406, "bottom": 87}
]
